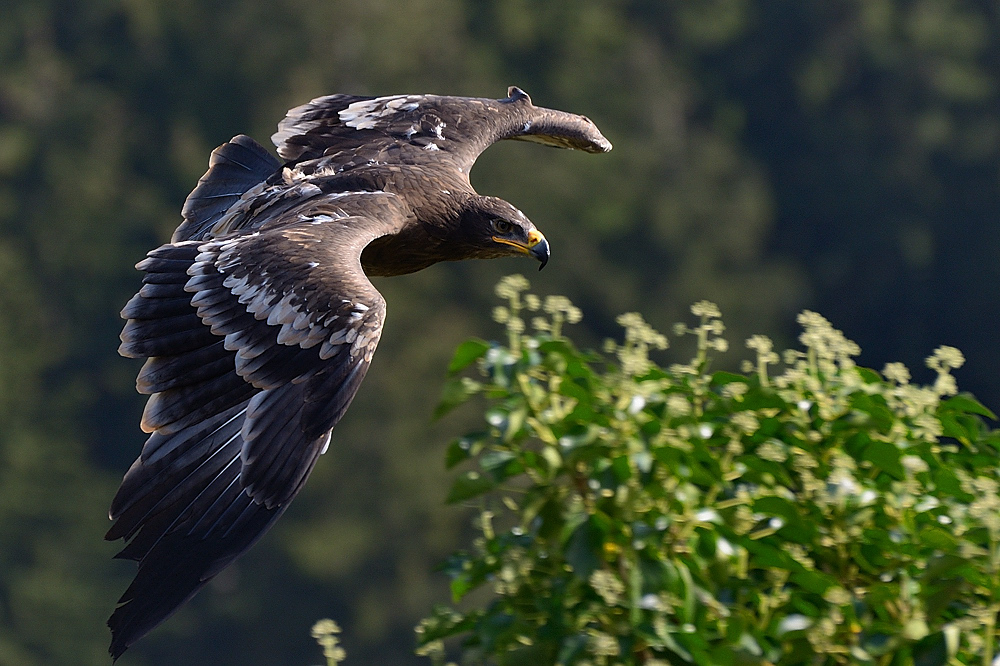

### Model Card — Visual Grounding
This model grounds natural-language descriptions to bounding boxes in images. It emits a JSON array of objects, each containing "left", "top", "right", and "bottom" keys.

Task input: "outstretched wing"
[
  {"left": 271, "top": 86, "right": 612, "bottom": 175},
  {"left": 107, "top": 203, "right": 398, "bottom": 659}
]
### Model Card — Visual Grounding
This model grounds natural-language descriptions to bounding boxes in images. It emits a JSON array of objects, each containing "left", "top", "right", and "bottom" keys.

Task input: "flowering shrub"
[{"left": 416, "top": 275, "right": 1000, "bottom": 665}]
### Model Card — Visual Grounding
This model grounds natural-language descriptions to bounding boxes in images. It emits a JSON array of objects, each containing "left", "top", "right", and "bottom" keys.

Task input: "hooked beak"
[
  {"left": 493, "top": 229, "right": 550, "bottom": 270},
  {"left": 529, "top": 231, "right": 549, "bottom": 270}
]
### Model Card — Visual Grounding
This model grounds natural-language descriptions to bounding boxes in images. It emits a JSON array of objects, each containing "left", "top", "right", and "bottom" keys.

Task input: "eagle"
[{"left": 107, "top": 86, "right": 611, "bottom": 658}]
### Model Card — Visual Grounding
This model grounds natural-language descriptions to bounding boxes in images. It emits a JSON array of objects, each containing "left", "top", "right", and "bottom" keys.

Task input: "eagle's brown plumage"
[{"left": 107, "top": 87, "right": 610, "bottom": 658}]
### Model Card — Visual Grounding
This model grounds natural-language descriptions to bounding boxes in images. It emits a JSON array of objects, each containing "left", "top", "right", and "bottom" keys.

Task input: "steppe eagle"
[{"left": 107, "top": 86, "right": 611, "bottom": 658}]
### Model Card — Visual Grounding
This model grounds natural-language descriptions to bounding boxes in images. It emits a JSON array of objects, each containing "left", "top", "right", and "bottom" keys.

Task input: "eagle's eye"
[{"left": 491, "top": 218, "right": 513, "bottom": 234}]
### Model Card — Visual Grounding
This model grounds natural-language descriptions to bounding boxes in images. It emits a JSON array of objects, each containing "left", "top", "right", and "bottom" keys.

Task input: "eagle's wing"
[
  {"left": 107, "top": 199, "right": 401, "bottom": 659},
  {"left": 271, "top": 86, "right": 612, "bottom": 174},
  {"left": 172, "top": 134, "right": 282, "bottom": 242}
]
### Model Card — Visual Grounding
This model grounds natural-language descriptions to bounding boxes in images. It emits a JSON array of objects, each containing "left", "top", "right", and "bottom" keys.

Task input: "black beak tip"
[{"left": 532, "top": 238, "right": 550, "bottom": 270}]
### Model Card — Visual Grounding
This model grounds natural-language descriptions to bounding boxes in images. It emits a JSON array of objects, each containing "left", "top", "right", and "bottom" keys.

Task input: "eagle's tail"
[{"left": 173, "top": 135, "right": 280, "bottom": 242}]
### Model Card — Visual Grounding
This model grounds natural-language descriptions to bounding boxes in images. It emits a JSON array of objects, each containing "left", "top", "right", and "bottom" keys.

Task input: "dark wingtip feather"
[
  {"left": 173, "top": 135, "right": 280, "bottom": 242},
  {"left": 109, "top": 617, "right": 131, "bottom": 661},
  {"left": 107, "top": 489, "right": 287, "bottom": 661}
]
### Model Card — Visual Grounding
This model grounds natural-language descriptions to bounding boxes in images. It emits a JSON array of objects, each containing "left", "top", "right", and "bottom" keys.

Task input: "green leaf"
[
  {"left": 450, "top": 575, "right": 474, "bottom": 602},
  {"left": 480, "top": 450, "right": 516, "bottom": 471},
  {"left": 480, "top": 450, "right": 523, "bottom": 482},
  {"left": 941, "top": 393, "right": 997, "bottom": 420},
  {"left": 479, "top": 612, "right": 515, "bottom": 651},
  {"left": 499, "top": 643, "right": 557, "bottom": 665},
  {"left": 558, "top": 376, "right": 592, "bottom": 404},
  {"left": 652, "top": 628, "right": 696, "bottom": 663},
  {"left": 447, "top": 338, "right": 491, "bottom": 374},
  {"left": 921, "top": 554, "right": 973, "bottom": 584},
  {"left": 938, "top": 410, "right": 971, "bottom": 443},
  {"left": 922, "top": 565, "right": 969, "bottom": 621},
  {"left": 856, "top": 367, "right": 882, "bottom": 383},
  {"left": 918, "top": 526, "right": 958, "bottom": 551},
  {"left": 535, "top": 497, "right": 565, "bottom": 540},
  {"left": 445, "top": 471, "right": 495, "bottom": 504},
  {"left": 742, "top": 540, "right": 796, "bottom": 570},
  {"left": 791, "top": 569, "right": 836, "bottom": 595},
  {"left": 849, "top": 393, "right": 895, "bottom": 433},
  {"left": 564, "top": 514, "right": 604, "bottom": 579},
  {"left": 611, "top": 454, "right": 632, "bottom": 482},
  {"left": 445, "top": 434, "right": 485, "bottom": 468},
  {"left": 445, "top": 439, "right": 469, "bottom": 469},
  {"left": 931, "top": 467, "right": 966, "bottom": 498},
  {"left": 738, "top": 387, "right": 787, "bottom": 411},
  {"left": 753, "top": 496, "right": 814, "bottom": 542},
  {"left": 862, "top": 440, "right": 905, "bottom": 479},
  {"left": 434, "top": 377, "right": 482, "bottom": 419},
  {"left": 711, "top": 371, "right": 749, "bottom": 387}
]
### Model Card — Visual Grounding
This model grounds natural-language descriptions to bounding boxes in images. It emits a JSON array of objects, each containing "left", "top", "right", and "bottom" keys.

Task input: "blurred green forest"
[{"left": 2, "top": 1, "right": 999, "bottom": 664}]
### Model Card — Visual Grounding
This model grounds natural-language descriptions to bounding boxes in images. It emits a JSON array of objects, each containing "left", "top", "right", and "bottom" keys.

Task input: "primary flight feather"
[{"left": 107, "top": 86, "right": 610, "bottom": 658}]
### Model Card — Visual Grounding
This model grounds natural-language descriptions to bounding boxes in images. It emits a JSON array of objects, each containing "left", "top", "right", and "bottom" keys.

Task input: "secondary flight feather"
[{"left": 107, "top": 86, "right": 610, "bottom": 658}]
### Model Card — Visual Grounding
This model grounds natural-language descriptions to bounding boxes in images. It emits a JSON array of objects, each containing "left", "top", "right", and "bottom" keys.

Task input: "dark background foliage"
[{"left": 1, "top": 1, "right": 998, "bottom": 663}]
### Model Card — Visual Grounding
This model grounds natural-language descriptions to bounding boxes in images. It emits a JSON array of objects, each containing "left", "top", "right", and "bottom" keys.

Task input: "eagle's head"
[{"left": 452, "top": 195, "right": 549, "bottom": 269}]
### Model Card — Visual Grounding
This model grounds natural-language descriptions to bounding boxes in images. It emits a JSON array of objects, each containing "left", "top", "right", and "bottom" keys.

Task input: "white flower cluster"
[
  {"left": 494, "top": 275, "right": 584, "bottom": 346},
  {"left": 607, "top": 312, "right": 668, "bottom": 377}
]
